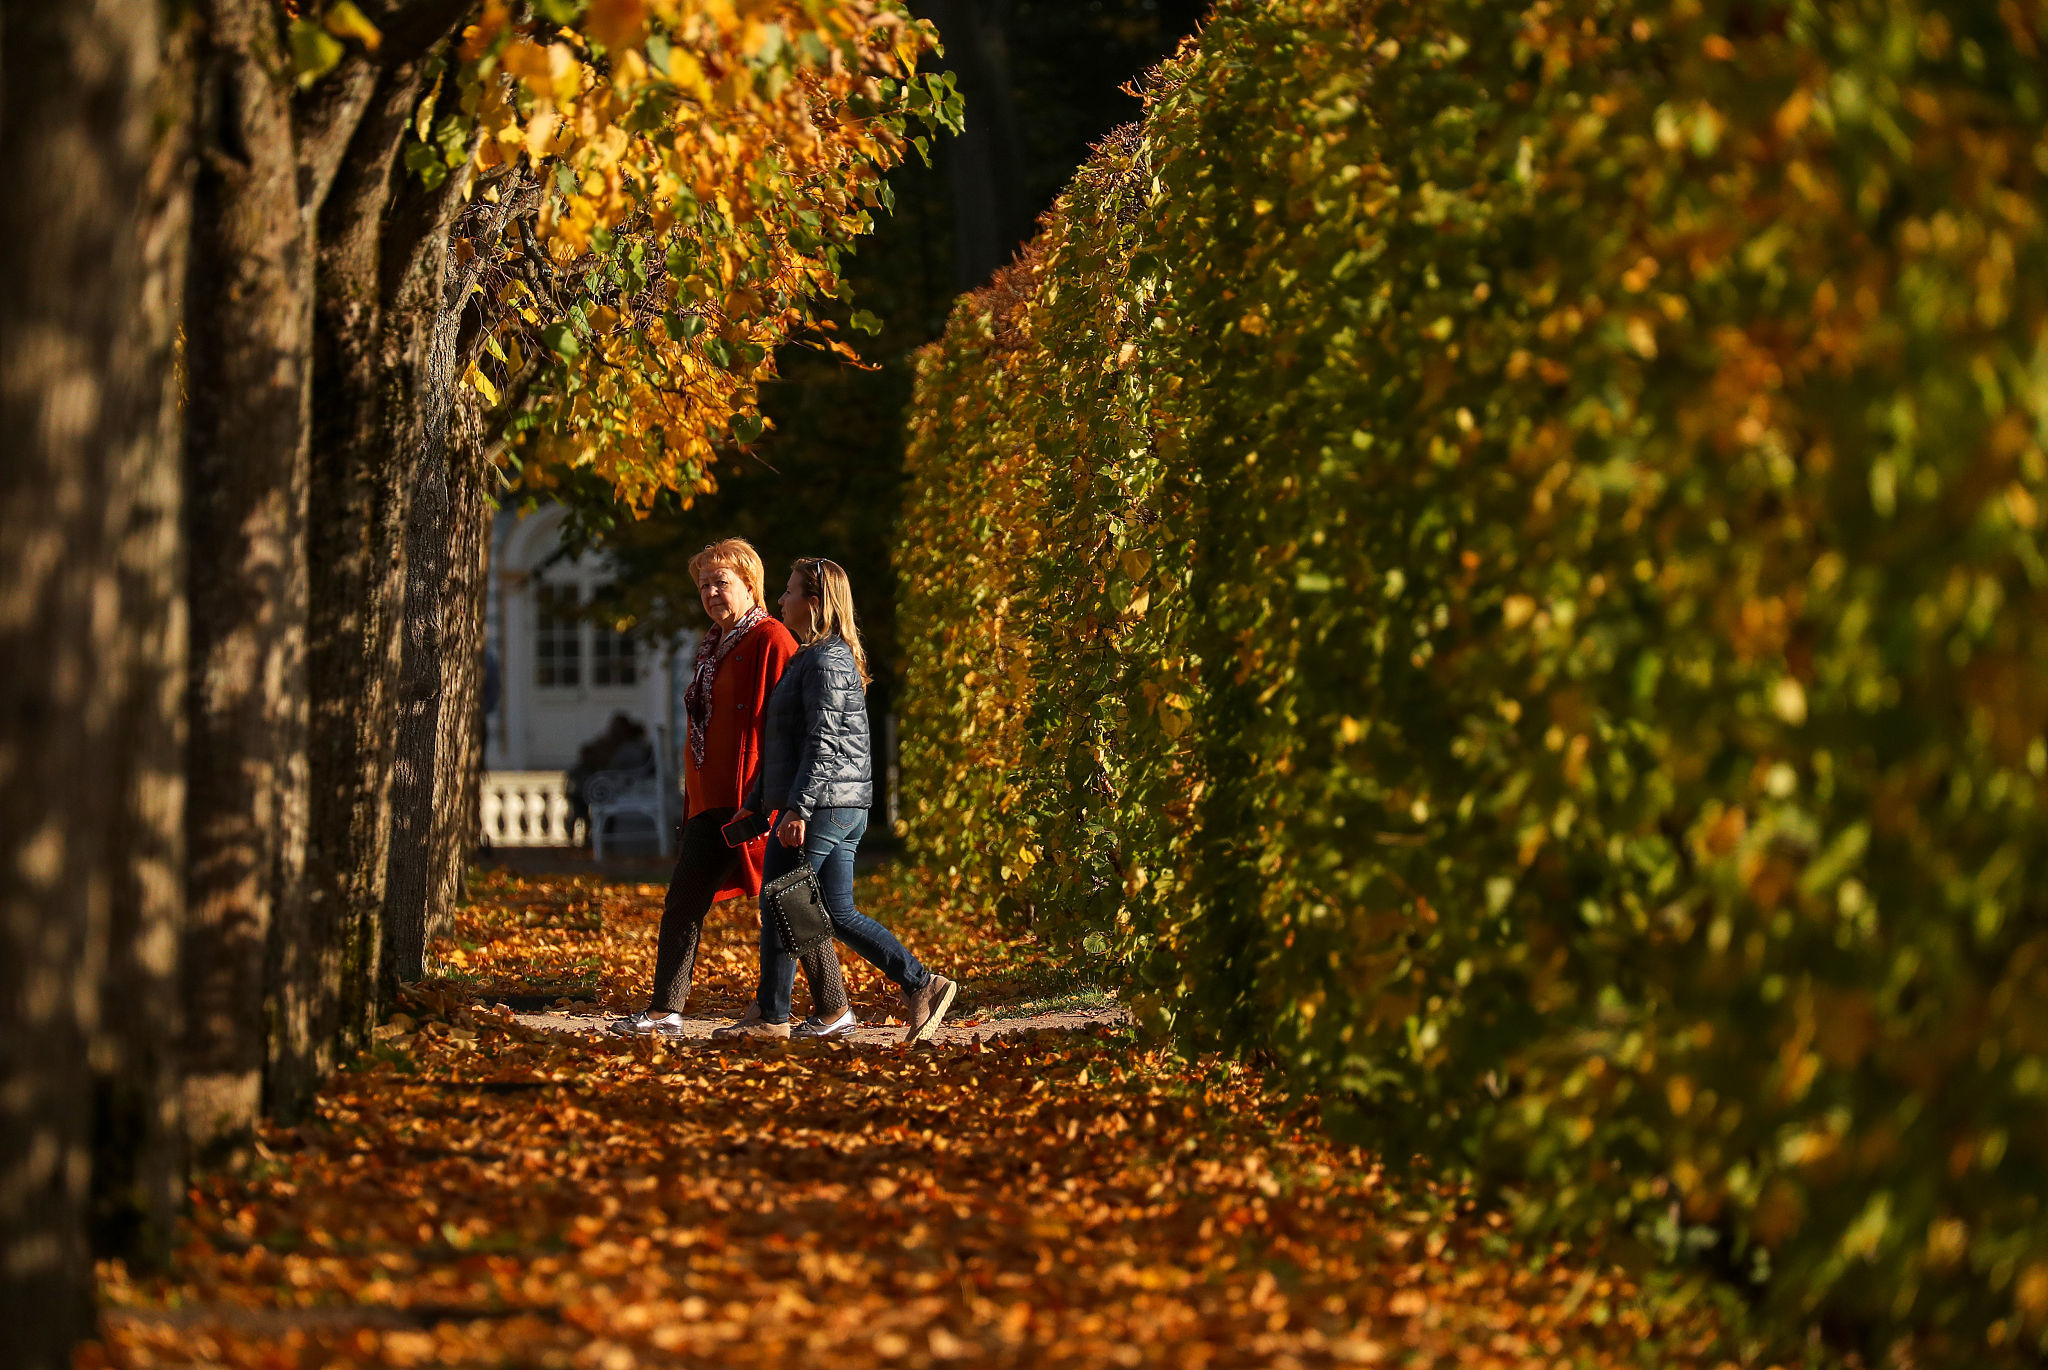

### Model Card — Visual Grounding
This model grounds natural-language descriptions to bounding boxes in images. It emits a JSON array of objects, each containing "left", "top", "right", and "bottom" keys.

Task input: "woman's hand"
[{"left": 776, "top": 813, "right": 806, "bottom": 848}]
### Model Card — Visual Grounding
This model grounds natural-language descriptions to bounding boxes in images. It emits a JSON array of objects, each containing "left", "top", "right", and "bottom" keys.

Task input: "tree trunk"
[
  {"left": 303, "top": 55, "right": 461, "bottom": 1042},
  {"left": 303, "top": 79, "right": 415, "bottom": 1074},
  {"left": 434, "top": 431, "right": 495, "bottom": 923},
  {"left": 180, "top": 0, "right": 313, "bottom": 1153},
  {"left": 384, "top": 449, "right": 452, "bottom": 987},
  {"left": 0, "top": 0, "right": 187, "bottom": 1359},
  {"left": 92, "top": 16, "right": 197, "bottom": 1272},
  {"left": 385, "top": 188, "right": 521, "bottom": 988}
]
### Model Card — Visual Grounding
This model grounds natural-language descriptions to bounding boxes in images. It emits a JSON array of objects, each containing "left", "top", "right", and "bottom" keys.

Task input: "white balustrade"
[{"left": 481, "top": 771, "right": 576, "bottom": 847}]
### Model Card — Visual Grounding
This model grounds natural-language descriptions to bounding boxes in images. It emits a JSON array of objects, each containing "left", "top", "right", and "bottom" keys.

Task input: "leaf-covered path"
[{"left": 89, "top": 870, "right": 1753, "bottom": 1368}]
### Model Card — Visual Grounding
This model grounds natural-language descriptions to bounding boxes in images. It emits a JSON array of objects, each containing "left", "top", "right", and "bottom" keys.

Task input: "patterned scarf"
[{"left": 684, "top": 606, "right": 769, "bottom": 768}]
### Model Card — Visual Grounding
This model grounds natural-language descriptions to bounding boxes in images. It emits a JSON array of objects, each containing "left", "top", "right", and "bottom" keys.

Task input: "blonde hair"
[
  {"left": 688, "top": 537, "right": 766, "bottom": 608},
  {"left": 790, "top": 557, "right": 869, "bottom": 685}
]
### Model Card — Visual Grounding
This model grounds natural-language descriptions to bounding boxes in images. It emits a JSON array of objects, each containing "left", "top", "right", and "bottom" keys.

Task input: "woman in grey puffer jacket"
[{"left": 715, "top": 557, "right": 958, "bottom": 1043}]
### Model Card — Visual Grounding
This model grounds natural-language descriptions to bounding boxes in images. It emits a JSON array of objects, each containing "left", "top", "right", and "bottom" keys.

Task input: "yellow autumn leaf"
[{"left": 323, "top": 0, "right": 382, "bottom": 50}]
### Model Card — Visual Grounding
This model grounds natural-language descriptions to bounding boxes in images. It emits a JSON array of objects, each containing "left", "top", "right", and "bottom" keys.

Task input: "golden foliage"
[
  {"left": 897, "top": 0, "right": 2048, "bottom": 1356},
  {"left": 441, "top": 0, "right": 956, "bottom": 507}
]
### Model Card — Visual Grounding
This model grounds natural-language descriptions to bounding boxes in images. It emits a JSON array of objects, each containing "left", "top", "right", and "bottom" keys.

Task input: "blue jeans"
[{"left": 757, "top": 807, "right": 930, "bottom": 1023}]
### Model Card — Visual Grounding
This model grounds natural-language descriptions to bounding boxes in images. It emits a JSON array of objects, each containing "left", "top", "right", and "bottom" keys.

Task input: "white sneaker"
[{"left": 793, "top": 1009, "right": 858, "bottom": 1040}]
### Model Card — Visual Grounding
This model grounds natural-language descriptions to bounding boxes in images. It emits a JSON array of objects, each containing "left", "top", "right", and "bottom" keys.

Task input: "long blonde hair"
[{"left": 791, "top": 557, "right": 869, "bottom": 685}]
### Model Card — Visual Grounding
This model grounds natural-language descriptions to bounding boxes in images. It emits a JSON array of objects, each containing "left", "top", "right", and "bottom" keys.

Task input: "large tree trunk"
[
  {"left": 92, "top": 17, "right": 197, "bottom": 1271},
  {"left": 180, "top": 0, "right": 312, "bottom": 1153},
  {"left": 385, "top": 189, "right": 521, "bottom": 988},
  {"left": 0, "top": 0, "right": 188, "bottom": 1360},
  {"left": 303, "top": 73, "right": 419, "bottom": 1077},
  {"left": 304, "top": 54, "right": 465, "bottom": 1037}
]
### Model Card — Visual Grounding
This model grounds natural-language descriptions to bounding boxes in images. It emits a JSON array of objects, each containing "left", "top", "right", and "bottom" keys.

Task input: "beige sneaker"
[
  {"left": 901, "top": 973, "right": 958, "bottom": 1044},
  {"left": 710, "top": 1001, "right": 788, "bottom": 1040},
  {"left": 713, "top": 1019, "right": 790, "bottom": 1040}
]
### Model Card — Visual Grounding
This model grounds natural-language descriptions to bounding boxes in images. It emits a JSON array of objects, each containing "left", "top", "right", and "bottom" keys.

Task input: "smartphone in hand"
[{"left": 721, "top": 810, "right": 772, "bottom": 847}]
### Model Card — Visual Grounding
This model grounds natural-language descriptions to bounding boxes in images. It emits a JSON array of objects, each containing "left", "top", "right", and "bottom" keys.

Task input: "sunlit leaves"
[
  {"left": 898, "top": 0, "right": 2048, "bottom": 1358},
  {"left": 411, "top": 0, "right": 957, "bottom": 507}
]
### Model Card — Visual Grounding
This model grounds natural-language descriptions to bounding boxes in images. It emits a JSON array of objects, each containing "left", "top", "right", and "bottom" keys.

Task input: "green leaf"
[
  {"left": 732, "top": 413, "right": 765, "bottom": 444},
  {"left": 541, "top": 323, "right": 581, "bottom": 360},
  {"left": 850, "top": 309, "right": 884, "bottom": 335},
  {"left": 287, "top": 20, "right": 345, "bottom": 88},
  {"left": 433, "top": 114, "right": 468, "bottom": 164},
  {"left": 403, "top": 141, "right": 449, "bottom": 190}
]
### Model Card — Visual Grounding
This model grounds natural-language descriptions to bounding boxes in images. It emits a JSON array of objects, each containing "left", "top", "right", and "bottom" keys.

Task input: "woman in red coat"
[{"left": 609, "top": 537, "right": 844, "bottom": 1037}]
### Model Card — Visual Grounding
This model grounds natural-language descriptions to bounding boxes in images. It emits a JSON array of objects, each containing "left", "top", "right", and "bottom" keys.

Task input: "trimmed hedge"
[{"left": 898, "top": 0, "right": 2048, "bottom": 1357}]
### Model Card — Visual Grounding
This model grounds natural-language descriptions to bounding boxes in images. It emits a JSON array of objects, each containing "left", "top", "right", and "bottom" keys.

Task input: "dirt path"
[
  {"left": 85, "top": 869, "right": 1750, "bottom": 1369},
  {"left": 512, "top": 1002, "right": 1130, "bottom": 1046}
]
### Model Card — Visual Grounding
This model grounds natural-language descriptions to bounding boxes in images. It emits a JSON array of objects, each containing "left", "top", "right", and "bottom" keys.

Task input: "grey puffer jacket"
[{"left": 744, "top": 634, "right": 872, "bottom": 819}]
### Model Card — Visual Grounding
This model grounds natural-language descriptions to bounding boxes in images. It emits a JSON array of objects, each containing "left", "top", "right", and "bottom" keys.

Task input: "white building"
[{"left": 481, "top": 503, "right": 697, "bottom": 850}]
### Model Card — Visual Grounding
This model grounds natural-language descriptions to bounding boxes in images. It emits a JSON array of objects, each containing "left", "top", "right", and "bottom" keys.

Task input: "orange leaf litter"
[{"left": 86, "top": 868, "right": 1749, "bottom": 1369}]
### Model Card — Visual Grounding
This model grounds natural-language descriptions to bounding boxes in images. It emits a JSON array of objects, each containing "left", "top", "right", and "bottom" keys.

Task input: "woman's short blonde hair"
[{"left": 687, "top": 537, "right": 766, "bottom": 607}]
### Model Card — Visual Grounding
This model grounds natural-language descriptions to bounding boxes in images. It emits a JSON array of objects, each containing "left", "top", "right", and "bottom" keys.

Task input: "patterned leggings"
[{"left": 650, "top": 809, "right": 846, "bottom": 1018}]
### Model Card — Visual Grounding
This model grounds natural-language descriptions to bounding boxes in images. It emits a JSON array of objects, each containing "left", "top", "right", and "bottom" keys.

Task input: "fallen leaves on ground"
[
  {"left": 424, "top": 865, "right": 1099, "bottom": 1029},
  {"left": 87, "top": 868, "right": 1750, "bottom": 1368}
]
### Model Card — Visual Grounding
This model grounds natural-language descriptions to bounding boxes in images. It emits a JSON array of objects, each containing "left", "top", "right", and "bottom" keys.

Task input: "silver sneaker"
[
  {"left": 793, "top": 1009, "right": 858, "bottom": 1040},
  {"left": 607, "top": 1010, "right": 686, "bottom": 1039}
]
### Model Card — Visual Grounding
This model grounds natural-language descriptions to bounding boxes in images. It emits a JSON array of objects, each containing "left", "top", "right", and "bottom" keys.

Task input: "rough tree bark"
[
  {"left": 386, "top": 421, "right": 494, "bottom": 984},
  {"left": 0, "top": 0, "right": 188, "bottom": 1359},
  {"left": 182, "top": 0, "right": 497, "bottom": 1116},
  {"left": 384, "top": 449, "right": 452, "bottom": 987},
  {"left": 304, "top": 67, "right": 428, "bottom": 1076},
  {"left": 386, "top": 186, "right": 527, "bottom": 988},
  {"left": 433, "top": 425, "right": 496, "bottom": 924},
  {"left": 255, "top": 51, "right": 383, "bottom": 1129},
  {"left": 180, "top": 0, "right": 313, "bottom": 1153},
  {"left": 306, "top": 49, "right": 478, "bottom": 1031},
  {"left": 92, "top": 19, "right": 196, "bottom": 1270}
]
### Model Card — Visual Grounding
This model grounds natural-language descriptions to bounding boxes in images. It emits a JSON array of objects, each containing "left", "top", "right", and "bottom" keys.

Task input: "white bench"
[{"left": 585, "top": 745, "right": 676, "bottom": 860}]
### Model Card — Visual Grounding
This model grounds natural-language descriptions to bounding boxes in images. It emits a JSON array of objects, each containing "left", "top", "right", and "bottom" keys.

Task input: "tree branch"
[{"left": 296, "top": 58, "right": 381, "bottom": 224}]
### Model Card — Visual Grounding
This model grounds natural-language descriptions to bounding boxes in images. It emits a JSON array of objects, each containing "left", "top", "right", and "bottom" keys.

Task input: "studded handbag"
[{"left": 762, "top": 860, "right": 833, "bottom": 954}]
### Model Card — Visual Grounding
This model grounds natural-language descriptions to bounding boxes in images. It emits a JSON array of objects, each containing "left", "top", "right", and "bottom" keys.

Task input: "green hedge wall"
[{"left": 898, "top": 0, "right": 2048, "bottom": 1356}]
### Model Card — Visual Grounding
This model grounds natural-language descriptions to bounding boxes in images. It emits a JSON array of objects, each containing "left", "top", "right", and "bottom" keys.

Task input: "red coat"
[{"left": 684, "top": 618, "right": 797, "bottom": 902}]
